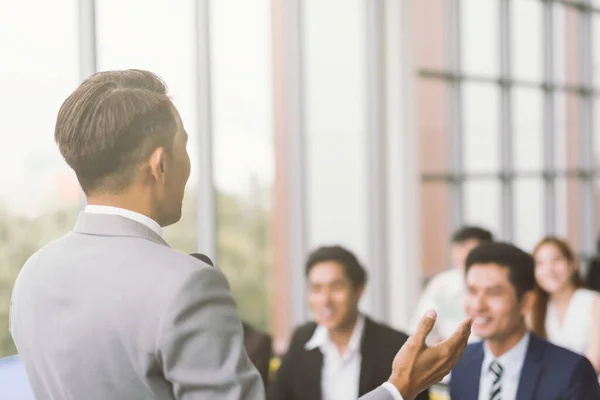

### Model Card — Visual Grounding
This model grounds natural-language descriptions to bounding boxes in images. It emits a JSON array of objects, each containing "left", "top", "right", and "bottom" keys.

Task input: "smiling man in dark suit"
[
  {"left": 450, "top": 242, "right": 600, "bottom": 400},
  {"left": 268, "top": 245, "right": 428, "bottom": 400}
]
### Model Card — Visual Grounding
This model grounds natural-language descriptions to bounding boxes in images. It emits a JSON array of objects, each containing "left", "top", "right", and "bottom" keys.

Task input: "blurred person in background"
[
  {"left": 450, "top": 242, "right": 600, "bottom": 399},
  {"left": 410, "top": 226, "right": 493, "bottom": 344},
  {"left": 268, "top": 245, "right": 429, "bottom": 400},
  {"left": 530, "top": 236, "right": 600, "bottom": 376}
]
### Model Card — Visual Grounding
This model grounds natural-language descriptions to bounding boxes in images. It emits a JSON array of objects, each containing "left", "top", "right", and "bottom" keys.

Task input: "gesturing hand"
[{"left": 387, "top": 309, "right": 472, "bottom": 400}]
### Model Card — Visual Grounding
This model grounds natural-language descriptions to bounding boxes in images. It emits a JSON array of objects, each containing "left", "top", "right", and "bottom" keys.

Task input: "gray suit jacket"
[{"left": 9, "top": 213, "right": 396, "bottom": 400}]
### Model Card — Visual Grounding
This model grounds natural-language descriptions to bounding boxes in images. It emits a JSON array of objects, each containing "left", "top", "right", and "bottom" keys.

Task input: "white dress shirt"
[
  {"left": 478, "top": 332, "right": 530, "bottom": 400},
  {"left": 304, "top": 315, "right": 403, "bottom": 400},
  {"left": 84, "top": 205, "right": 163, "bottom": 238}
]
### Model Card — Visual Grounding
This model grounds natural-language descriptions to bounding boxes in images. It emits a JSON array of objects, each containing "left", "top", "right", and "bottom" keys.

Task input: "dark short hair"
[
  {"left": 55, "top": 69, "right": 178, "bottom": 194},
  {"left": 305, "top": 245, "right": 367, "bottom": 289},
  {"left": 465, "top": 242, "right": 535, "bottom": 299},
  {"left": 451, "top": 226, "right": 494, "bottom": 244}
]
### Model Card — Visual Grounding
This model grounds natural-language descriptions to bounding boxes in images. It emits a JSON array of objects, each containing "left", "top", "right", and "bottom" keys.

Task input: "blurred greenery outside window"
[{"left": 1, "top": 185, "right": 272, "bottom": 357}]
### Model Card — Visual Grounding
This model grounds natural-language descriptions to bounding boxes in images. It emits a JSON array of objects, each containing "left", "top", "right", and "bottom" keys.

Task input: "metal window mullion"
[
  {"left": 365, "top": 0, "right": 388, "bottom": 322},
  {"left": 499, "top": 0, "right": 513, "bottom": 241},
  {"left": 543, "top": 0, "right": 557, "bottom": 235},
  {"left": 78, "top": 0, "right": 97, "bottom": 81},
  {"left": 193, "top": 0, "right": 217, "bottom": 260},
  {"left": 449, "top": 0, "right": 464, "bottom": 230},
  {"left": 77, "top": 0, "right": 97, "bottom": 209},
  {"left": 579, "top": 1, "right": 595, "bottom": 257},
  {"left": 282, "top": 0, "right": 309, "bottom": 326}
]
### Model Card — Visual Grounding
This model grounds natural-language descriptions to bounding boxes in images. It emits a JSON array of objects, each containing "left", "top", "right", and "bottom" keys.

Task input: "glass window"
[
  {"left": 464, "top": 180, "right": 501, "bottom": 237},
  {"left": 593, "top": 14, "right": 600, "bottom": 88},
  {"left": 513, "top": 88, "right": 543, "bottom": 171},
  {"left": 512, "top": 0, "right": 542, "bottom": 83},
  {"left": 303, "top": 0, "right": 368, "bottom": 252},
  {"left": 461, "top": 0, "right": 498, "bottom": 77},
  {"left": 514, "top": 179, "right": 544, "bottom": 252},
  {"left": 210, "top": 0, "right": 274, "bottom": 332},
  {"left": 555, "top": 91, "right": 581, "bottom": 170},
  {"left": 96, "top": 0, "right": 197, "bottom": 252},
  {"left": 416, "top": 0, "right": 599, "bottom": 281},
  {"left": 554, "top": 4, "right": 580, "bottom": 87},
  {"left": 0, "top": 0, "right": 80, "bottom": 357},
  {"left": 463, "top": 83, "right": 500, "bottom": 172}
]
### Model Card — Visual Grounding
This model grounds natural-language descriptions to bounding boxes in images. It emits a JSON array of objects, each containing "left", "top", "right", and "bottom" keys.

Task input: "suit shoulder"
[
  {"left": 539, "top": 338, "right": 589, "bottom": 366},
  {"left": 366, "top": 318, "right": 409, "bottom": 343},
  {"left": 454, "top": 341, "right": 483, "bottom": 368},
  {"left": 141, "top": 246, "right": 218, "bottom": 280},
  {"left": 287, "top": 321, "right": 318, "bottom": 348}
]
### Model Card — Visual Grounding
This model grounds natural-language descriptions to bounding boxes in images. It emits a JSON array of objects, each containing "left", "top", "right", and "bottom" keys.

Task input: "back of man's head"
[
  {"left": 55, "top": 69, "right": 177, "bottom": 195},
  {"left": 451, "top": 226, "right": 494, "bottom": 244},
  {"left": 450, "top": 226, "right": 494, "bottom": 270},
  {"left": 465, "top": 241, "right": 535, "bottom": 299}
]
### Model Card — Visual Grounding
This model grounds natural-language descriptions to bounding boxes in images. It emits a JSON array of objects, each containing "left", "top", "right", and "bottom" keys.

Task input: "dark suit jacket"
[
  {"left": 450, "top": 334, "right": 600, "bottom": 400},
  {"left": 267, "top": 317, "right": 429, "bottom": 400},
  {"left": 242, "top": 322, "right": 273, "bottom": 387},
  {"left": 586, "top": 258, "right": 600, "bottom": 292}
]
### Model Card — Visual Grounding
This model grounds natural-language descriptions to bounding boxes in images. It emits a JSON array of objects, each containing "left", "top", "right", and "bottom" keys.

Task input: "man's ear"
[
  {"left": 520, "top": 290, "right": 536, "bottom": 315},
  {"left": 356, "top": 284, "right": 366, "bottom": 300},
  {"left": 147, "top": 147, "right": 166, "bottom": 182}
]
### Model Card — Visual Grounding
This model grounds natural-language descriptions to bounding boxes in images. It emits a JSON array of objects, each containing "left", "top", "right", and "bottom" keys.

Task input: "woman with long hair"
[{"left": 530, "top": 236, "right": 600, "bottom": 374}]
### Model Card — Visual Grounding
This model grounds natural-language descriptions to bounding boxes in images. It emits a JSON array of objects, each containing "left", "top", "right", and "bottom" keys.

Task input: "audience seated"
[
  {"left": 450, "top": 242, "right": 600, "bottom": 400},
  {"left": 529, "top": 236, "right": 600, "bottom": 377},
  {"left": 268, "top": 245, "right": 428, "bottom": 400}
]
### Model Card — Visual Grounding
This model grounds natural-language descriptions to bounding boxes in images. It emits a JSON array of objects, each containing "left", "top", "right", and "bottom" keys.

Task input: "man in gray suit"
[{"left": 9, "top": 69, "right": 471, "bottom": 400}]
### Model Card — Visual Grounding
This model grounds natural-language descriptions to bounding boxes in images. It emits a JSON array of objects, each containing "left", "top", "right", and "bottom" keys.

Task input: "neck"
[
  {"left": 328, "top": 313, "right": 359, "bottom": 354},
  {"left": 86, "top": 191, "right": 159, "bottom": 225},
  {"left": 486, "top": 323, "right": 527, "bottom": 358},
  {"left": 550, "top": 284, "right": 576, "bottom": 309}
]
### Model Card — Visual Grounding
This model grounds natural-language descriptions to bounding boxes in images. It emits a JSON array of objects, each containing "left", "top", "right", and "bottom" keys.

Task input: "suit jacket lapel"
[
  {"left": 301, "top": 347, "right": 323, "bottom": 400},
  {"left": 464, "top": 344, "right": 484, "bottom": 400},
  {"left": 359, "top": 318, "right": 375, "bottom": 396},
  {"left": 516, "top": 335, "right": 543, "bottom": 400}
]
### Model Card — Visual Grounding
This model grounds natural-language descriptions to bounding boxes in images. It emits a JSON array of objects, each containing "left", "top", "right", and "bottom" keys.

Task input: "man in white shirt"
[
  {"left": 410, "top": 226, "right": 493, "bottom": 344},
  {"left": 268, "top": 246, "right": 429, "bottom": 400},
  {"left": 449, "top": 242, "right": 600, "bottom": 400}
]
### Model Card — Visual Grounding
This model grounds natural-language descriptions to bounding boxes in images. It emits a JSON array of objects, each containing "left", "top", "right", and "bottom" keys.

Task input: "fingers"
[
  {"left": 411, "top": 309, "right": 437, "bottom": 348},
  {"left": 441, "top": 316, "right": 473, "bottom": 362},
  {"left": 454, "top": 317, "right": 473, "bottom": 345}
]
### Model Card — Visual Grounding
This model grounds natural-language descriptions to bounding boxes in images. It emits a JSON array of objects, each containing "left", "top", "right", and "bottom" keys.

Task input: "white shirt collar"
[
  {"left": 305, "top": 314, "right": 366, "bottom": 353},
  {"left": 483, "top": 331, "right": 530, "bottom": 378},
  {"left": 84, "top": 205, "right": 163, "bottom": 238}
]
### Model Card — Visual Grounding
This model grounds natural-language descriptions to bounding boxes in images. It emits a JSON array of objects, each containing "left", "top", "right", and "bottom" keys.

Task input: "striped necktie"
[{"left": 489, "top": 360, "right": 503, "bottom": 400}]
